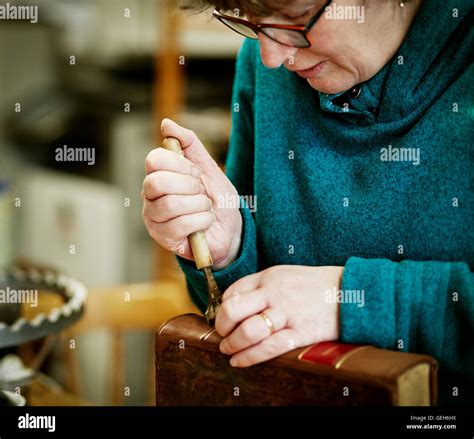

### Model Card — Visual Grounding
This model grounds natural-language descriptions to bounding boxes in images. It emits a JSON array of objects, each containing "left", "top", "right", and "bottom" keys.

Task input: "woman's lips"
[{"left": 295, "top": 61, "right": 326, "bottom": 79}]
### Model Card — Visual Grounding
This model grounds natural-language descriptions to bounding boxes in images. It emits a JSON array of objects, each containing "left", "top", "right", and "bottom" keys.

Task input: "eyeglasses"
[{"left": 212, "top": 0, "right": 332, "bottom": 48}]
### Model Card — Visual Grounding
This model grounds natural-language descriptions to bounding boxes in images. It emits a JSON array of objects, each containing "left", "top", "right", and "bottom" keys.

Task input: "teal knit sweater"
[{"left": 178, "top": 1, "right": 473, "bottom": 404}]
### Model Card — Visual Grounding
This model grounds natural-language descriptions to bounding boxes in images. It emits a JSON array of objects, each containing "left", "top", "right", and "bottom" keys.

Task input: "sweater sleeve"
[
  {"left": 177, "top": 40, "right": 259, "bottom": 313},
  {"left": 340, "top": 257, "right": 474, "bottom": 403}
]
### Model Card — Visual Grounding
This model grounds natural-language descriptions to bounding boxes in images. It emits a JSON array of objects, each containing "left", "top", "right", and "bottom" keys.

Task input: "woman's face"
[{"left": 254, "top": 0, "right": 422, "bottom": 94}]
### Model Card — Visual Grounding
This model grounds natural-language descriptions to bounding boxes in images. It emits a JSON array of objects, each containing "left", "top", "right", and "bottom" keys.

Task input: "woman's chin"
[{"left": 306, "top": 75, "right": 356, "bottom": 95}]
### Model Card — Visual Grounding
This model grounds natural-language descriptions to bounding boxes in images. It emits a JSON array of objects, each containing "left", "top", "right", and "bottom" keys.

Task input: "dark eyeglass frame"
[{"left": 212, "top": 0, "right": 332, "bottom": 48}]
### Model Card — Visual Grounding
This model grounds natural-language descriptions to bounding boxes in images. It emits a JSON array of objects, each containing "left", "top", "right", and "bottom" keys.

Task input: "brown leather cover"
[{"left": 155, "top": 314, "right": 438, "bottom": 406}]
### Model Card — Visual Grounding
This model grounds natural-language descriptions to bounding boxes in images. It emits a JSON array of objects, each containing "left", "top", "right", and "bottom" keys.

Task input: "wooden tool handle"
[{"left": 162, "top": 137, "right": 213, "bottom": 269}]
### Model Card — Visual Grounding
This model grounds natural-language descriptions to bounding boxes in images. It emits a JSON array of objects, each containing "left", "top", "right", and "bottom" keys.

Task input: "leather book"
[{"left": 155, "top": 314, "right": 438, "bottom": 406}]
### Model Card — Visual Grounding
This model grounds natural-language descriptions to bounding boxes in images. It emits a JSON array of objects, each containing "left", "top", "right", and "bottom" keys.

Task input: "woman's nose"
[{"left": 258, "top": 34, "right": 298, "bottom": 69}]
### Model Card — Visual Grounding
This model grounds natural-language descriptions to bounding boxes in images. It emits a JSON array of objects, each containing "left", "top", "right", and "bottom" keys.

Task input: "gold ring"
[{"left": 260, "top": 312, "right": 275, "bottom": 334}]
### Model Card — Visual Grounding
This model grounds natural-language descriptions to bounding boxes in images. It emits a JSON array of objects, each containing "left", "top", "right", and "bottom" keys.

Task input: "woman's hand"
[
  {"left": 142, "top": 118, "right": 242, "bottom": 270},
  {"left": 216, "top": 265, "right": 344, "bottom": 367}
]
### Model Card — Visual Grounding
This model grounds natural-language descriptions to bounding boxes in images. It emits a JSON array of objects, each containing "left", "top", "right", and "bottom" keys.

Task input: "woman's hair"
[{"left": 180, "top": 0, "right": 277, "bottom": 17}]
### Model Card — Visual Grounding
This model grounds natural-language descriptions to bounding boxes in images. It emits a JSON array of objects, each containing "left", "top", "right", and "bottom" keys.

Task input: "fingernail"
[
  {"left": 220, "top": 341, "right": 228, "bottom": 354},
  {"left": 230, "top": 357, "right": 238, "bottom": 367},
  {"left": 191, "top": 167, "right": 201, "bottom": 178}
]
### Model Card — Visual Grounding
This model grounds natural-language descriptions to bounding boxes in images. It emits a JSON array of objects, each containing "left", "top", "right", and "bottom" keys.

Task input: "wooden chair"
[{"left": 60, "top": 280, "right": 200, "bottom": 405}]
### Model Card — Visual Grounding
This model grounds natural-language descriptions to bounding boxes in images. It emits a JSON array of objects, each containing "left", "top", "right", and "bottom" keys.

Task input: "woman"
[{"left": 142, "top": 0, "right": 473, "bottom": 404}]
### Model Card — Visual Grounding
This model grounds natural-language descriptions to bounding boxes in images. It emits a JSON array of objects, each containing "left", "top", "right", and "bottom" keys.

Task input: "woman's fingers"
[
  {"left": 161, "top": 118, "right": 220, "bottom": 173},
  {"left": 229, "top": 328, "right": 300, "bottom": 367},
  {"left": 221, "top": 272, "right": 262, "bottom": 302},
  {"left": 219, "top": 308, "right": 287, "bottom": 355},
  {"left": 215, "top": 289, "right": 268, "bottom": 337},
  {"left": 142, "top": 171, "right": 205, "bottom": 201},
  {"left": 151, "top": 211, "right": 216, "bottom": 242},
  {"left": 161, "top": 118, "right": 196, "bottom": 151},
  {"left": 145, "top": 147, "right": 202, "bottom": 177},
  {"left": 143, "top": 194, "right": 212, "bottom": 223},
  {"left": 143, "top": 120, "right": 243, "bottom": 267}
]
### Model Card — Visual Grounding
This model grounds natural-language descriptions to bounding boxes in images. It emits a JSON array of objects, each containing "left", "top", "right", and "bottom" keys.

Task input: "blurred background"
[{"left": 0, "top": 0, "right": 242, "bottom": 406}]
